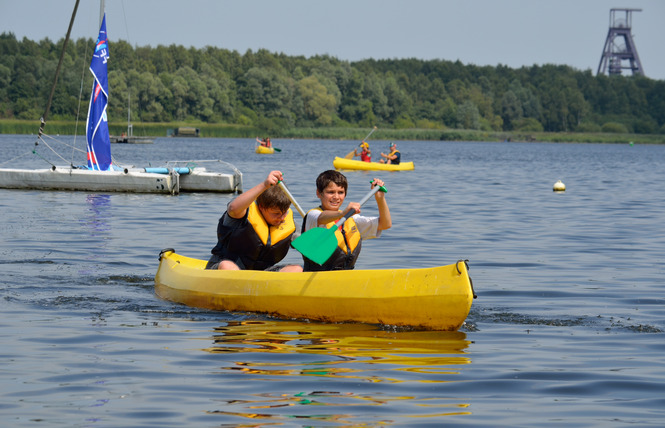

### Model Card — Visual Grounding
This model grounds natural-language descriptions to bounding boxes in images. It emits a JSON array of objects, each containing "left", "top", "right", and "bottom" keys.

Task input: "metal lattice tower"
[{"left": 597, "top": 8, "right": 644, "bottom": 76}]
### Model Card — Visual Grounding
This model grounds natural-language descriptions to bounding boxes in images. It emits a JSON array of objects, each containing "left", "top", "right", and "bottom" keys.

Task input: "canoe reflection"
[
  {"left": 207, "top": 320, "right": 470, "bottom": 361},
  {"left": 203, "top": 320, "right": 473, "bottom": 422}
]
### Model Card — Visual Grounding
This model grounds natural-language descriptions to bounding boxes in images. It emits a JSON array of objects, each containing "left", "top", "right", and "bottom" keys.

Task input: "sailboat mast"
[
  {"left": 38, "top": 0, "right": 81, "bottom": 138},
  {"left": 128, "top": 92, "right": 133, "bottom": 137},
  {"left": 99, "top": 0, "right": 105, "bottom": 27}
]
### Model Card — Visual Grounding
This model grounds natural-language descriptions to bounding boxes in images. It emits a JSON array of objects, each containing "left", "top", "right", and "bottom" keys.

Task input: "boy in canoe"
[
  {"left": 300, "top": 170, "right": 391, "bottom": 271},
  {"left": 206, "top": 170, "right": 302, "bottom": 272}
]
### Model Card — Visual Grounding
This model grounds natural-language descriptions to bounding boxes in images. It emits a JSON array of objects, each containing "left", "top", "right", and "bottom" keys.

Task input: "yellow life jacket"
[
  {"left": 302, "top": 207, "right": 362, "bottom": 271},
  {"left": 210, "top": 202, "right": 295, "bottom": 270},
  {"left": 247, "top": 202, "right": 294, "bottom": 247},
  {"left": 387, "top": 149, "right": 401, "bottom": 164}
]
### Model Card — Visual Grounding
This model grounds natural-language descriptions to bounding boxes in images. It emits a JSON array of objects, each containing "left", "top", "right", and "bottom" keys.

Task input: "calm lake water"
[{"left": 1, "top": 133, "right": 664, "bottom": 427}]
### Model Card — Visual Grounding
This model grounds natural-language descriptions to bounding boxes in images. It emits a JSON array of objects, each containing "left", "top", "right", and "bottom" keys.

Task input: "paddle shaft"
[
  {"left": 277, "top": 181, "right": 305, "bottom": 217},
  {"left": 362, "top": 126, "right": 378, "bottom": 142},
  {"left": 333, "top": 183, "right": 384, "bottom": 228},
  {"left": 345, "top": 126, "right": 378, "bottom": 159}
]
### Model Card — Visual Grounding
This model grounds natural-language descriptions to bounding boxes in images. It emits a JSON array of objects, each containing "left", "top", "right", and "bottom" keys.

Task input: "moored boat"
[
  {"left": 155, "top": 250, "right": 475, "bottom": 331},
  {"left": 0, "top": 7, "right": 242, "bottom": 195},
  {"left": 0, "top": 166, "right": 175, "bottom": 194},
  {"left": 333, "top": 157, "right": 415, "bottom": 171},
  {"left": 0, "top": 162, "right": 242, "bottom": 194},
  {"left": 170, "top": 162, "right": 243, "bottom": 193},
  {"left": 110, "top": 135, "right": 153, "bottom": 144}
]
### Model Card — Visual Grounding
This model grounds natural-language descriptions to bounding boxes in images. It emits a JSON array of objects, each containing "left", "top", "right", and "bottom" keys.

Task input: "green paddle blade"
[
  {"left": 274, "top": 147, "right": 281, "bottom": 152},
  {"left": 291, "top": 227, "right": 339, "bottom": 265},
  {"left": 292, "top": 182, "right": 386, "bottom": 266}
]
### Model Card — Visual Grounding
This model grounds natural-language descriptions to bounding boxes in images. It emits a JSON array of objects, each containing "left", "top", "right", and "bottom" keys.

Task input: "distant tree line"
[{"left": 1, "top": 32, "right": 664, "bottom": 135}]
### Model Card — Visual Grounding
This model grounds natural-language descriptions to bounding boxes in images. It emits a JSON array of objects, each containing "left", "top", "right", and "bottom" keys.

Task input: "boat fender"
[
  {"left": 553, "top": 180, "right": 565, "bottom": 192},
  {"left": 124, "top": 168, "right": 129, "bottom": 174},
  {"left": 144, "top": 167, "right": 192, "bottom": 175},
  {"left": 51, "top": 165, "right": 56, "bottom": 171},
  {"left": 159, "top": 248, "right": 175, "bottom": 260}
]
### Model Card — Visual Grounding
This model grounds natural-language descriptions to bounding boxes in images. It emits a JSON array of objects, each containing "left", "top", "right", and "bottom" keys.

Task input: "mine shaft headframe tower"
[{"left": 597, "top": 8, "right": 644, "bottom": 76}]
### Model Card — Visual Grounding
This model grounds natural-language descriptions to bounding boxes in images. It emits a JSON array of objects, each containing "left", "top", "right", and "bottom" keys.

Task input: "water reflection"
[
  {"left": 81, "top": 193, "right": 112, "bottom": 236},
  {"left": 202, "top": 320, "right": 473, "bottom": 423},
  {"left": 78, "top": 194, "right": 112, "bottom": 275}
]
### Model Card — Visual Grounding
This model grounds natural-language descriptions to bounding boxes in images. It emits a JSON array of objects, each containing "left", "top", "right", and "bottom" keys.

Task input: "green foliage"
[
  {"left": 415, "top": 118, "right": 444, "bottom": 130},
  {"left": 456, "top": 101, "right": 481, "bottom": 130},
  {"left": 393, "top": 114, "right": 415, "bottom": 129},
  {"left": 575, "top": 122, "right": 601, "bottom": 133},
  {"left": 1, "top": 31, "right": 664, "bottom": 137},
  {"left": 601, "top": 122, "right": 629, "bottom": 133},
  {"left": 514, "top": 117, "right": 544, "bottom": 132},
  {"left": 297, "top": 75, "right": 337, "bottom": 125}
]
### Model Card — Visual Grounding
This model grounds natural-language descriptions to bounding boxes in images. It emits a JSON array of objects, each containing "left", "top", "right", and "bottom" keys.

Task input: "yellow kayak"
[
  {"left": 333, "top": 157, "right": 415, "bottom": 171},
  {"left": 154, "top": 250, "right": 475, "bottom": 331},
  {"left": 255, "top": 145, "right": 275, "bottom": 154}
]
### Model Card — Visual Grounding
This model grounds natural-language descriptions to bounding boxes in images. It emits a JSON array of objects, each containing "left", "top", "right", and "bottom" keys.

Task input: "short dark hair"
[
  {"left": 316, "top": 170, "right": 347, "bottom": 193},
  {"left": 256, "top": 185, "right": 291, "bottom": 212}
]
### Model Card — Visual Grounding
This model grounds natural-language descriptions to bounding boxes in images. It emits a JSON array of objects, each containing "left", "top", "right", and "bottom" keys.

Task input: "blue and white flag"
[{"left": 86, "top": 14, "right": 112, "bottom": 171}]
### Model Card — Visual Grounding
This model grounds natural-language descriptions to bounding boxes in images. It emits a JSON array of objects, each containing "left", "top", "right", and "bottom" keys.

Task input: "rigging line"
[
  {"left": 0, "top": 151, "right": 35, "bottom": 167},
  {"left": 72, "top": 27, "right": 93, "bottom": 165},
  {"left": 37, "top": 0, "right": 81, "bottom": 141},
  {"left": 30, "top": 133, "right": 77, "bottom": 166},
  {"left": 40, "top": 133, "right": 86, "bottom": 155},
  {"left": 120, "top": 0, "right": 132, "bottom": 46},
  {"left": 42, "top": 133, "right": 86, "bottom": 152},
  {"left": 30, "top": 136, "right": 59, "bottom": 167},
  {"left": 119, "top": 0, "right": 140, "bottom": 132},
  {"left": 31, "top": 148, "right": 56, "bottom": 167}
]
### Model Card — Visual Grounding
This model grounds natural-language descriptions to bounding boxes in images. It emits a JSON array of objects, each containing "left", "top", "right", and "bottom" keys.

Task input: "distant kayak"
[
  {"left": 333, "top": 157, "right": 415, "bottom": 171},
  {"left": 255, "top": 145, "right": 275, "bottom": 154}
]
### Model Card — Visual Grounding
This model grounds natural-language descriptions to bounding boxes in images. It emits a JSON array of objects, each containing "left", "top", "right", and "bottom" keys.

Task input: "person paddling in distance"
[
  {"left": 206, "top": 170, "right": 302, "bottom": 272},
  {"left": 301, "top": 170, "right": 391, "bottom": 271},
  {"left": 353, "top": 141, "right": 372, "bottom": 162},
  {"left": 379, "top": 142, "right": 401, "bottom": 164},
  {"left": 256, "top": 137, "right": 272, "bottom": 148}
]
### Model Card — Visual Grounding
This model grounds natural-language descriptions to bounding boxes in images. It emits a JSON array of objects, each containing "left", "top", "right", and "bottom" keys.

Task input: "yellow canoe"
[
  {"left": 333, "top": 156, "right": 415, "bottom": 171},
  {"left": 255, "top": 145, "right": 275, "bottom": 154},
  {"left": 154, "top": 250, "right": 475, "bottom": 331}
]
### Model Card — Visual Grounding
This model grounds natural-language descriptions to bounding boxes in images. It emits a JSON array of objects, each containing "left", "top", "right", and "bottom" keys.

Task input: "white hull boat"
[
  {"left": 0, "top": 167, "right": 175, "bottom": 194},
  {"left": 0, "top": 4, "right": 242, "bottom": 196}
]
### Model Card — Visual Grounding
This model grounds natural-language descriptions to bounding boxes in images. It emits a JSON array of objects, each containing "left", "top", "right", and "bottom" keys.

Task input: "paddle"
[
  {"left": 344, "top": 126, "right": 378, "bottom": 159},
  {"left": 277, "top": 180, "right": 305, "bottom": 217},
  {"left": 291, "top": 182, "right": 387, "bottom": 265}
]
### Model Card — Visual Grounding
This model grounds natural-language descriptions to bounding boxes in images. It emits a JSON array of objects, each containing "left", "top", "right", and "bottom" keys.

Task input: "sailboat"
[
  {"left": 110, "top": 93, "right": 154, "bottom": 144},
  {"left": 0, "top": 0, "right": 242, "bottom": 194}
]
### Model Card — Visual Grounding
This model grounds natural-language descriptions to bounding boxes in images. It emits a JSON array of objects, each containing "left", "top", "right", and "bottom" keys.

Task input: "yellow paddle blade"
[
  {"left": 291, "top": 227, "right": 339, "bottom": 265},
  {"left": 344, "top": 150, "right": 355, "bottom": 159}
]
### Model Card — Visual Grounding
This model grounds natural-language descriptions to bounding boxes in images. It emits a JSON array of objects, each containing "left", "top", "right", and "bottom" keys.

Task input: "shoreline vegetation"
[
  {"left": 3, "top": 35, "right": 664, "bottom": 146},
  {"left": 1, "top": 119, "right": 662, "bottom": 145}
]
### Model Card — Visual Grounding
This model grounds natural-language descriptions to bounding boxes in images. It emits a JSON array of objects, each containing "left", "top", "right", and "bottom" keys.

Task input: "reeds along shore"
[{"left": 1, "top": 119, "right": 663, "bottom": 144}]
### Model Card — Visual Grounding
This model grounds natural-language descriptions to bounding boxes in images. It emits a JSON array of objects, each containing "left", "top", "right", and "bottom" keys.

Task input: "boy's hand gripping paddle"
[{"left": 291, "top": 182, "right": 387, "bottom": 265}]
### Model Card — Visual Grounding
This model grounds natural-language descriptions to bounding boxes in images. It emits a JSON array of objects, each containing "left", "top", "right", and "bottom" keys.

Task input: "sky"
[{"left": 2, "top": 0, "right": 664, "bottom": 80}]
